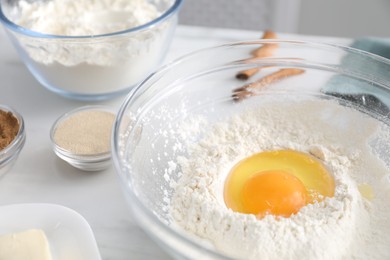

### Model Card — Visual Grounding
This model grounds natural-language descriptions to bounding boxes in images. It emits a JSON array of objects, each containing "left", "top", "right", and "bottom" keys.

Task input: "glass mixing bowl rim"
[
  {"left": 129, "top": 39, "right": 390, "bottom": 95},
  {"left": 117, "top": 39, "right": 390, "bottom": 115},
  {"left": 166, "top": 38, "right": 390, "bottom": 68},
  {"left": 112, "top": 39, "right": 390, "bottom": 259},
  {"left": 0, "top": 0, "right": 183, "bottom": 39}
]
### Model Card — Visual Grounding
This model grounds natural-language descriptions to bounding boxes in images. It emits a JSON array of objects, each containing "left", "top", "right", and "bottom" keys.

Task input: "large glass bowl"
[
  {"left": 0, "top": 0, "right": 182, "bottom": 101},
  {"left": 113, "top": 40, "right": 390, "bottom": 259}
]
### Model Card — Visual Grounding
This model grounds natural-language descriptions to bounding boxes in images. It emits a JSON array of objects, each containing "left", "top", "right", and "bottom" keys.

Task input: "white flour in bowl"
[
  {"left": 169, "top": 98, "right": 390, "bottom": 259},
  {"left": 16, "top": 0, "right": 160, "bottom": 36},
  {"left": 8, "top": 0, "right": 175, "bottom": 95}
]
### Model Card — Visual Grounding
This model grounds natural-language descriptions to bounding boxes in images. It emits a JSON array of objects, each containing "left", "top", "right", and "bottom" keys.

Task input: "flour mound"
[
  {"left": 16, "top": 0, "right": 160, "bottom": 36},
  {"left": 170, "top": 98, "right": 390, "bottom": 259}
]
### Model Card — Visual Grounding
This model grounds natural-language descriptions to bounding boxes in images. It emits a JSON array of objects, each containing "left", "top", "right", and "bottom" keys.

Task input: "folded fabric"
[
  {"left": 322, "top": 37, "right": 390, "bottom": 116},
  {"left": 352, "top": 37, "right": 390, "bottom": 59}
]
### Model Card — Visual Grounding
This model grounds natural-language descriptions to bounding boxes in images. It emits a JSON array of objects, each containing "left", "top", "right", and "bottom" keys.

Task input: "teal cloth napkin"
[
  {"left": 323, "top": 37, "right": 390, "bottom": 116},
  {"left": 352, "top": 37, "right": 390, "bottom": 59}
]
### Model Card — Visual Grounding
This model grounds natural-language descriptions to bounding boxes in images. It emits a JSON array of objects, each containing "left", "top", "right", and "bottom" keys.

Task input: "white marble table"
[{"left": 0, "top": 25, "right": 351, "bottom": 259}]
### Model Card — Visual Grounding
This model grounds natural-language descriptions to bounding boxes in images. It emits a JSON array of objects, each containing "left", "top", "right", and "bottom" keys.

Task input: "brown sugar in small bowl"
[
  {"left": 0, "top": 104, "right": 26, "bottom": 177},
  {"left": 50, "top": 106, "right": 116, "bottom": 172}
]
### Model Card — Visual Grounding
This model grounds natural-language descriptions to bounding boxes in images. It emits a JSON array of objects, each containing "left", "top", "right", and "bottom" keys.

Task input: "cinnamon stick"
[
  {"left": 251, "top": 31, "right": 278, "bottom": 57},
  {"left": 236, "top": 30, "right": 278, "bottom": 80},
  {"left": 236, "top": 68, "right": 261, "bottom": 80},
  {"left": 232, "top": 68, "right": 305, "bottom": 101}
]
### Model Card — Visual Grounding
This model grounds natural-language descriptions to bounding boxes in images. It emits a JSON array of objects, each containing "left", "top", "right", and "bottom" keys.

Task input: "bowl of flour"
[
  {"left": 0, "top": 0, "right": 182, "bottom": 100},
  {"left": 113, "top": 40, "right": 390, "bottom": 259}
]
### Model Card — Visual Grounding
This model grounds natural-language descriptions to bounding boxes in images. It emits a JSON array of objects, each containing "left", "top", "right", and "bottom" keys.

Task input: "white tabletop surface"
[{"left": 0, "top": 25, "right": 351, "bottom": 259}]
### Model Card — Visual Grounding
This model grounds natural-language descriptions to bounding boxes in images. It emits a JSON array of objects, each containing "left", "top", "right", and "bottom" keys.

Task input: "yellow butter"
[{"left": 0, "top": 229, "right": 52, "bottom": 260}]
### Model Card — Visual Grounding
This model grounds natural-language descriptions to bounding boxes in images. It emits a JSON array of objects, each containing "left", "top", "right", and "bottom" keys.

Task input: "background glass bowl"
[
  {"left": 0, "top": 0, "right": 183, "bottom": 101},
  {"left": 112, "top": 40, "right": 390, "bottom": 259}
]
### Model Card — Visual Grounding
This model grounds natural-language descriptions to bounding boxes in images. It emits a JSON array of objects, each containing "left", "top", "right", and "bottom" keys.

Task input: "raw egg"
[{"left": 224, "top": 150, "right": 335, "bottom": 218}]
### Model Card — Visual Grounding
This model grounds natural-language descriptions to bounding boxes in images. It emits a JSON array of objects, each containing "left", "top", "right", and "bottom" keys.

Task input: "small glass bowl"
[
  {"left": 0, "top": 104, "right": 26, "bottom": 178},
  {"left": 50, "top": 106, "right": 115, "bottom": 172}
]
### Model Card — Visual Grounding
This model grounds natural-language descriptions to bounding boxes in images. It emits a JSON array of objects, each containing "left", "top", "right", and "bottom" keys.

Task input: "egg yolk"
[
  {"left": 242, "top": 171, "right": 308, "bottom": 217},
  {"left": 224, "top": 150, "right": 335, "bottom": 218}
]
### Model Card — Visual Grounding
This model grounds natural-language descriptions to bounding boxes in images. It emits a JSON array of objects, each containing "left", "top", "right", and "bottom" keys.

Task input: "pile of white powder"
[
  {"left": 8, "top": 0, "right": 175, "bottom": 94},
  {"left": 169, "top": 98, "right": 390, "bottom": 259},
  {"left": 16, "top": 0, "right": 161, "bottom": 36}
]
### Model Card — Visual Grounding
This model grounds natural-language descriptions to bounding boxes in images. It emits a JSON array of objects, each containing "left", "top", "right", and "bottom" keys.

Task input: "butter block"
[{"left": 0, "top": 229, "right": 52, "bottom": 260}]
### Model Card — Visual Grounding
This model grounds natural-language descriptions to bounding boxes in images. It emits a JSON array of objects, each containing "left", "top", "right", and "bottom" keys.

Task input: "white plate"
[{"left": 0, "top": 203, "right": 101, "bottom": 260}]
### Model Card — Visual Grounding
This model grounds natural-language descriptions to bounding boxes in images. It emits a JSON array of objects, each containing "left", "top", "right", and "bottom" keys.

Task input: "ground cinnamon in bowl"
[
  {"left": 0, "top": 105, "right": 25, "bottom": 177},
  {"left": 0, "top": 110, "right": 20, "bottom": 151}
]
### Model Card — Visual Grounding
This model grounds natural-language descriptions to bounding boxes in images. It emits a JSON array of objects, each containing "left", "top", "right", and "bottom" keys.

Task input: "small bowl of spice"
[
  {"left": 50, "top": 106, "right": 116, "bottom": 171},
  {"left": 0, "top": 104, "right": 26, "bottom": 177}
]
